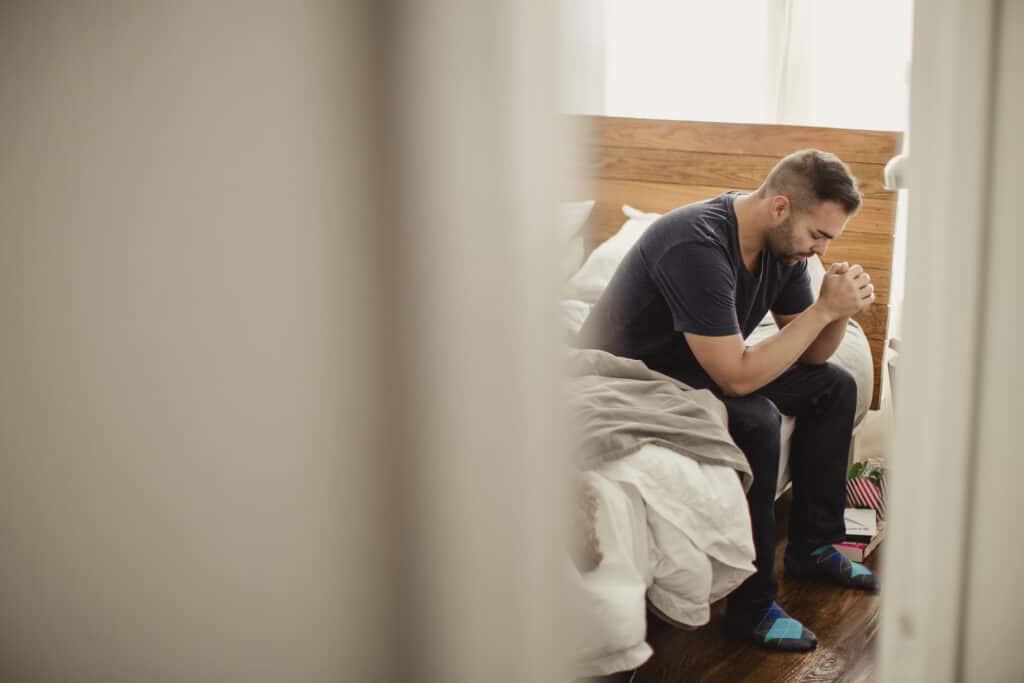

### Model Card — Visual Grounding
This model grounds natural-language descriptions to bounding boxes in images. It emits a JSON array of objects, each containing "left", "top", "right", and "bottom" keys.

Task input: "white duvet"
[{"left": 569, "top": 446, "right": 756, "bottom": 677}]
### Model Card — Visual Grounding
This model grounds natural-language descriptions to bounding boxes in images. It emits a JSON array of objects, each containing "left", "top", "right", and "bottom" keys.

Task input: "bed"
[{"left": 563, "top": 116, "right": 901, "bottom": 675}]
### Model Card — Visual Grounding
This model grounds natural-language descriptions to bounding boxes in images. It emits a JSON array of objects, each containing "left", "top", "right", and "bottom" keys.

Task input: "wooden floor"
[{"left": 587, "top": 492, "right": 883, "bottom": 683}]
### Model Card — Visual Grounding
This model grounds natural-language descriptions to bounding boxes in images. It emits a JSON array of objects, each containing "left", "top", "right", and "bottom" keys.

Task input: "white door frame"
[{"left": 878, "top": 0, "right": 1021, "bottom": 680}]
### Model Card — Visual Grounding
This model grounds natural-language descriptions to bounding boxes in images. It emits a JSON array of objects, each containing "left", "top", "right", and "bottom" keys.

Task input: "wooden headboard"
[{"left": 576, "top": 115, "right": 902, "bottom": 410}]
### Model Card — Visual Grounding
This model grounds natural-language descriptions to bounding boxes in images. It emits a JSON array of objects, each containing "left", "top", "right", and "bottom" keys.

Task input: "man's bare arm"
[
  {"left": 796, "top": 316, "right": 850, "bottom": 364},
  {"left": 685, "top": 266, "right": 871, "bottom": 396},
  {"left": 685, "top": 303, "right": 833, "bottom": 397},
  {"left": 774, "top": 263, "right": 874, "bottom": 365}
]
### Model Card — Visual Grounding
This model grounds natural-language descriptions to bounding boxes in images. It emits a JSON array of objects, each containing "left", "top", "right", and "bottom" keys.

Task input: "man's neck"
[{"left": 732, "top": 191, "right": 771, "bottom": 270}]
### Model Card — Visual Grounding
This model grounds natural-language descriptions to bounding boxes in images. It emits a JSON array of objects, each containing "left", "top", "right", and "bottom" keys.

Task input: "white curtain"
[{"left": 562, "top": 0, "right": 914, "bottom": 132}]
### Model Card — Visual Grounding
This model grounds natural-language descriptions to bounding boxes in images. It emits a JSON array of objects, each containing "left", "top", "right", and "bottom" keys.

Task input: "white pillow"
[
  {"left": 564, "top": 205, "right": 661, "bottom": 303},
  {"left": 559, "top": 200, "right": 596, "bottom": 281},
  {"left": 807, "top": 254, "right": 826, "bottom": 299}
]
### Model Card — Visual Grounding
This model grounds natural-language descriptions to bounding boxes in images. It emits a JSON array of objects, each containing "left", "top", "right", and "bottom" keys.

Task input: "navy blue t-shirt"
[{"left": 577, "top": 192, "right": 813, "bottom": 388}]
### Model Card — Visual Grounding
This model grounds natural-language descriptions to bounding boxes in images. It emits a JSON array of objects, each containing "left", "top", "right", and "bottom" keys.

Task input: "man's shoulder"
[
  {"left": 646, "top": 194, "right": 733, "bottom": 242},
  {"left": 641, "top": 196, "right": 734, "bottom": 263}
]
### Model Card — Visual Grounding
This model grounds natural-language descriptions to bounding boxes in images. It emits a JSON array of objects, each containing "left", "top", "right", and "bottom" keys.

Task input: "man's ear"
[{"left": 770, "top": 195, "right": 790, "bottom": 223}]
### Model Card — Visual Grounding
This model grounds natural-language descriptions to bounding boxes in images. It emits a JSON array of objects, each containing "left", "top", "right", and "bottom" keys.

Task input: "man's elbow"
[
  {"left": 799, "top": 350, "right": 831, "bottom": 365},
  {"left": 720, "top": 377, "right": 754, "bottom": 398},
  {"left": 715, "top": 354, "right": 755, "bottom": 397}
]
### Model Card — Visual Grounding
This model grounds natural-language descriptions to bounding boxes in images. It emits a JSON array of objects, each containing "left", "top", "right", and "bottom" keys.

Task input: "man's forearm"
[
  {"left": 728, "top": 302, "right": 836, "bottom": 396},
  {"left": 800, "top": 316, "right": 849, "bottom": 364}
]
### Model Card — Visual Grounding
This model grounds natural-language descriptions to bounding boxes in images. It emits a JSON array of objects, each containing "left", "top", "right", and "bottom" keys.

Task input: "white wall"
[
  {"left": 602, "top": 0, "right": 777, "bottom": 124},
  {"left": 559, "top": 0, "right": 607, "bottom": 114}
]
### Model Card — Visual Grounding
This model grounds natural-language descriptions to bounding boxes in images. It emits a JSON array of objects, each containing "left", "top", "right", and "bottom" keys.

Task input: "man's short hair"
[{"left": 760, "top": 149, "right": 862, "bottom": 216}]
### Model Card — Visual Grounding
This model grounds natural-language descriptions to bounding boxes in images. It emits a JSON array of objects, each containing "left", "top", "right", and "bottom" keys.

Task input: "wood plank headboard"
[{"left": 575, "top": 115, "right": 902, "bottom": 410}]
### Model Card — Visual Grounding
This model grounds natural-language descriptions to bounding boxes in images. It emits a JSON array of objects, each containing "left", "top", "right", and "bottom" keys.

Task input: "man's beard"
[{"left": 767, "top": 217, "right": 802, "bottom": 262}]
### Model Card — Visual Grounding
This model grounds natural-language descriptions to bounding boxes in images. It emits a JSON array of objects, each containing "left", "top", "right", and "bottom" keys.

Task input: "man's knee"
[
  {"left": 741, "top": 397, "right": 778, "bottom": 440},
  {"left": 820, "top": 363, "right": 858, "bottom": 413},
  {"left": 729, "top": 395, "right": 782, "bottom": 440}
]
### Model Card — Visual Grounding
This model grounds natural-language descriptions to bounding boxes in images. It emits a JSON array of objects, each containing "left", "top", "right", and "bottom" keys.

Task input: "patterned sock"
[
  {"left": 785, "top": 544, "right": 879, "bottom": 590},
  {"left": 725, "top": 601, "right": 818, "bottom": 652}
]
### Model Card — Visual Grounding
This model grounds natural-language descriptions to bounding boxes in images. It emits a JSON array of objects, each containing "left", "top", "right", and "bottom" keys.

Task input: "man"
[{"left": 578, "top": 150, "right": 878, "bottom": 652}]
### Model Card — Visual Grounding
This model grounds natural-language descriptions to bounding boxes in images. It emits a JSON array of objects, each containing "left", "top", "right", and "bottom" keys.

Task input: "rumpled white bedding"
[
  {"left": 569, "top": 445, "right": 756, "bottom": 677},
  {"left": 567, "top": 472, "right": 653, "bottom": 676}
]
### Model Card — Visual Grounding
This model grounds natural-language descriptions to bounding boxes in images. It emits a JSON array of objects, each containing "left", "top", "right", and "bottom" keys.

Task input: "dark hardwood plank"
[
  {"left": 579, "top": 672, "right": 635, "bottom": 683},
  {"left": 632, "top": 493, "right": 883, "bottom": 683}
]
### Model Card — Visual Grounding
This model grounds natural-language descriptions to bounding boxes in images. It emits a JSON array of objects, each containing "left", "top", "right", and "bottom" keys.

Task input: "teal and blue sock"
[
  {"left": 725, "top": 601, "right": 818, "bottom": 652},
  {"left": 785, "top": 544, "right": 878, "bottom": 590}
]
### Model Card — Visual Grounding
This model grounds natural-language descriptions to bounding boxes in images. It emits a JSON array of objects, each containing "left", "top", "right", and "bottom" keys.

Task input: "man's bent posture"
[{"left": 579, "top": 150, "right": 878, "bottom": 652}]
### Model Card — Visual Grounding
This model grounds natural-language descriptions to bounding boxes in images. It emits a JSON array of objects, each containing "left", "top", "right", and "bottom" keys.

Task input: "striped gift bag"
[{"left": 846, "top": 460, "right": 887, "bottom": 520}]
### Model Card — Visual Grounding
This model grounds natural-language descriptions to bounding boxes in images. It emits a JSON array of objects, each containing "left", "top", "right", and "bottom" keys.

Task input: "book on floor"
[{"left": 838, "top": 507, "right": 885, "bottom": 562}]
